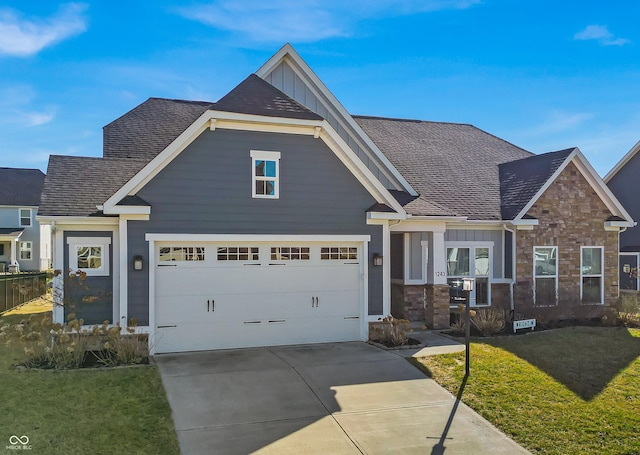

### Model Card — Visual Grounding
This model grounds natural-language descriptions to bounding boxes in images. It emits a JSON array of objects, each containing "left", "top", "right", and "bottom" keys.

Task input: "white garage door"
[{"left": 153, "top": 241, "right": 364, "bottom": 353}]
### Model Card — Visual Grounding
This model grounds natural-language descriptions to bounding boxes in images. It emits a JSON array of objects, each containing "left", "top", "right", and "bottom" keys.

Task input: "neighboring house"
[
  {"left": 38, "top": 44, "right": 634, "bottom": 354},
  {"left": 0, "top": 168, "right": 50, "bottom": 272},
  {"left": 604, "top": 141, "right": 640, "bottom": 291}
]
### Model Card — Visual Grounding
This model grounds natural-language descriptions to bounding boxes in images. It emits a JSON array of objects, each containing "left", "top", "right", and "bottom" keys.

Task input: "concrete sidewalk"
[{"left": 156, "top": 342, "right": 530, "bottom": 455}]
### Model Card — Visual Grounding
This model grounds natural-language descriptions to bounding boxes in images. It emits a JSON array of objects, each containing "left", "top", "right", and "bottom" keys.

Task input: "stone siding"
[
  {"left": 491, "top": 283, "right": 511, "bottom": 314},
  {"left": 513, "top": 161, "right": 619, "bottom": 320}
]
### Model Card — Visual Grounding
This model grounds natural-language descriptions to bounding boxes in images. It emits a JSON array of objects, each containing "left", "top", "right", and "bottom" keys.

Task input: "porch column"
[
  {"left": 10, "top": 238, "right": 17, "bottom": 265},
  {"left": 432, "top": 230, "right": 447, "bottom": 284},
  {"left": 427, "top": 229, "right": 450, "bottom": 329}
]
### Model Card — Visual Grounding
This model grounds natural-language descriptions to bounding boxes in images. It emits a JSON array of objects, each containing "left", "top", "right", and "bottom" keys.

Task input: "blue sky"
[{"left": 1, "top": 1, "right": 639, "bottom": 177}]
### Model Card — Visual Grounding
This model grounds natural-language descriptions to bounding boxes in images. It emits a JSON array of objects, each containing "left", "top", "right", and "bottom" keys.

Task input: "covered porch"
[
  {"left": 0, "top": 228, "right": 24, "bottom": 273},
  {"left": 389, "top": 221, "right": 513, "bottom": 329}
]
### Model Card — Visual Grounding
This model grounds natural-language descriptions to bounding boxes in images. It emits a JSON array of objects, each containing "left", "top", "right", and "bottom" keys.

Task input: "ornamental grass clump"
[
  {"left": 470, "top": 308, "right": 506, "bottom": 336},
  {"left": 3, "top": 269, "right": 148, "bottom": 369}
]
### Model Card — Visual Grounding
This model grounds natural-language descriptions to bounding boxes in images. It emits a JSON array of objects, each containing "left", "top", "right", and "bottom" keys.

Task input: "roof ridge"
[{"left": 353, "top": 114, "right": 473, "bottom": 127}]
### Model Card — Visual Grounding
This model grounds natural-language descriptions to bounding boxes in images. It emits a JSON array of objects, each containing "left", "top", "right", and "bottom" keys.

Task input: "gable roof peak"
[{"left": 213, "top": 74, "right": 322, "bottom": 120}]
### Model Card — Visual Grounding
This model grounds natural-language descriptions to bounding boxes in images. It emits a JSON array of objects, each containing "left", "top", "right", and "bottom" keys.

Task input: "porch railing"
[{"left": 0, "top": 272, "right": 48, "bottom": 313}]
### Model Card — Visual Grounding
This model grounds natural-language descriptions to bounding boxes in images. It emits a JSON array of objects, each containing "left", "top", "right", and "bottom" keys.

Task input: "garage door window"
[
  {"left": 271, "top": 247, "right": 310, "bottom": 260},
  {"left": 217, "top": 247, "right": 259, "bottom": 261},
  {"left": 159, "top": 247, "right": 205, "bottom": 262},
  {"left": 321, "top": 247, "right": 357, "bottom": 260}
]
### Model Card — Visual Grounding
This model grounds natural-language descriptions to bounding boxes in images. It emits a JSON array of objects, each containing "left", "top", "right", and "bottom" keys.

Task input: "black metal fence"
[{"left": 0, "top": 272, "right": 48, "bottom": 313}]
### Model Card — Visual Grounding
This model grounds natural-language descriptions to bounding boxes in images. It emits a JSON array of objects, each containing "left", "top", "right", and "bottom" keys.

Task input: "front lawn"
[
  {"left": 416, "top": 327, "right": 640, "bottom": 455},
  {"left": 0, "top": 311, "right": 179, "bottom": 455}
]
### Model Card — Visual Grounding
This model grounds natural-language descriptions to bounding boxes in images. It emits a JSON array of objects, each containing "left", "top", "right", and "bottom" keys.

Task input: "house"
[
  {"left": 604, "top": 141, "right": 640, "bottom": 291},
  {"left": 0, "top": 167, "right": 50, "bottom": 272},
  {"left": 38, "top": 44, "right": 634, "bottom": 354}
]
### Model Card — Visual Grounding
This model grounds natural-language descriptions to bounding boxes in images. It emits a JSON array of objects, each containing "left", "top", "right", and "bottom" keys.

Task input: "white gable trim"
[
  {"left": 513, "top": 148, "right": 634, "bottom": 225},
  {"left": 256, "top": 44, "right": 417, "bottom": 197},
  {"left": 101, "top": 110, "right": 406, "bottom": 216},
  {"left": 604, "top": 139, "right": 640, "bottom": 183}
]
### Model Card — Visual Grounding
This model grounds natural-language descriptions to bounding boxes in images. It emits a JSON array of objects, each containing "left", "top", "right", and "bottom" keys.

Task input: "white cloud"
[
  {"left": 21, "top": 110, "right": 55, "bottom": 127},
  {"left": 574, "top": 25, "right": 630, "bottom": 47},
  {"left": 0, "top": 3, "right": 88, "bottom": 57},
  {"left": 176, "top": 0, "right": 480, "bottom": 43}
]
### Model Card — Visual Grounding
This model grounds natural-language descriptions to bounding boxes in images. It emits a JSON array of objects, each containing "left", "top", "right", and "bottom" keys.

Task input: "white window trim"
[
  {"left": 533, "top": 245, "right": 558, "bottom": 306},
  {"left": 67, "top": 237, "right": 111, "bottom": 276},
  {"left": 250, "top": 150, "right": 280, "bottom": 199},
  {"left": 19, "top": 241, "right": 32, "bottom": 260},
  {"left": 445, "top": 241, "right": 494, "bottom": 307},
  {"left": 581, "top": 246, "right": 604, "bottom": 305},
  {"left": 19, "top": 208, "right": 32, "bottom": 227}
]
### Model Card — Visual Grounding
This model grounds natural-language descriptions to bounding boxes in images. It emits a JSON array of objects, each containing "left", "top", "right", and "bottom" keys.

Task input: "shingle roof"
[
  {"left": 215, "top": 74, "right": 323, "bottom": 121},
  {"left": 499, "top": 148, "right": 574, "bottom": 220},
  {"left": 39, "top": 156, "right": 146, "bottom": 217},
  {"left": 103, "top": 98, "right": 213, "bottom": 161},
  {"left": 0, "top": 168, "right": 45, "bottom": 206},
  {"left": 354, "top": 116, "right": 533, "bottom": 219},
  {"left": 0, "top": 228, "right": 24, "bottom": 237}
]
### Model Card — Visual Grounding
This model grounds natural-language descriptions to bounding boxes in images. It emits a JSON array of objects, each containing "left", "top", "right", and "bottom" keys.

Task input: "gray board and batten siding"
[
  {"left": 63, "top": 231, "right": 113, "bottom": 325},
  {"left": 262, "top": 61, "right": 403, "bottom": 192},
  {"left": 607, "top": 154, "right": 640, "bottom": 252},
  {"left": 126, "top": 129, "right": 384, "bottom": 325}
]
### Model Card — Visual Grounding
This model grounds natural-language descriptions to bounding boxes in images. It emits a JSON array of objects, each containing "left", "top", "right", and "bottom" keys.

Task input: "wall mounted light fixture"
[
  {"left": 373, "top": 253, "right": 383, "bottom": 266},
  {"left": 133, "top": 255, "right": 143, "bottom": 271}
]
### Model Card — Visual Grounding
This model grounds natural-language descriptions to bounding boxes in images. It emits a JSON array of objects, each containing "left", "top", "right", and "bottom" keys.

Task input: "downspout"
[{"left": 504, "top": 224, "right": 516, "bottom": 313}]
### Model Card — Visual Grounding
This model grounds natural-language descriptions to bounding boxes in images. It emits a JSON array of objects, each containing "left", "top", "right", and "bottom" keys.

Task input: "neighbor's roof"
[
  {"left": 499, "top": 148, "right": 575, "bottom": 220},
  {"left": 39, "top": 156, "right": 146, "bottom": 217},
  {"left": 354, "top": 116, "right": 533, "bottom": 219},
  {"left": 0, "top": 168, "right": 45, "bottom": 207}
]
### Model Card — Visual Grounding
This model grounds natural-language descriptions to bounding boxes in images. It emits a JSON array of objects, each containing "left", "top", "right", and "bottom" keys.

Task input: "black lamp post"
[{"left": 462, "top": 278, "right": 474, "bottom": 377}]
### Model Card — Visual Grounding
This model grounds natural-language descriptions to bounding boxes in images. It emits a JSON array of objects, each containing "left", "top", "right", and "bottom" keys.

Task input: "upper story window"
[
  {"left": 19, "top": 208, "right": 31, "bottom": 227},
  {"left": 250, "top": 150, "right": 280, "bottom": 199}
]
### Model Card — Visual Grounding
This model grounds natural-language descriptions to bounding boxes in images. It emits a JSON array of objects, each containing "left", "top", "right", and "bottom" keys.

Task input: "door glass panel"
[
  {"left": 447, "top": 248, "right": 469, "bottom": 276},
  {"left": 475, "top": 247, "right": 489, "bottom": 276},
  {"left": 475, "top": 277, "right": 489, "bottom": 305}
]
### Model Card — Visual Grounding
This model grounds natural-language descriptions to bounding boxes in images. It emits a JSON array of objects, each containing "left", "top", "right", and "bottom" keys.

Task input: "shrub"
[
  {"left": 371, "top": 316, "right": 410, "bottom": 346},
  {"left": 471, "top": 308, "right": 506, "bottom": 336}
]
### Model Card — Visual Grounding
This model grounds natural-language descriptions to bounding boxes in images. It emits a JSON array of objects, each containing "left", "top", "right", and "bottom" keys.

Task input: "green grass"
[
  {"left": 0, "top": 312, "right": 180, "bottom": 455},
  {"left": 415, "top": 326, "right": 640, "bottom": 455}
]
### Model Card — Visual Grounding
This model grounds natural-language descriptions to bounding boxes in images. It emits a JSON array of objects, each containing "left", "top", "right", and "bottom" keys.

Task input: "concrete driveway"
[{"left": 155, "top": 342, "right": 529, "bottom": 455}]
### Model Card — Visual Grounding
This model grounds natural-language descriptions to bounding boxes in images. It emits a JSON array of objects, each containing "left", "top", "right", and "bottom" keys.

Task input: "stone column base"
[{"left": 425, "top": 284, "right": 450, "bottom": 330}]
